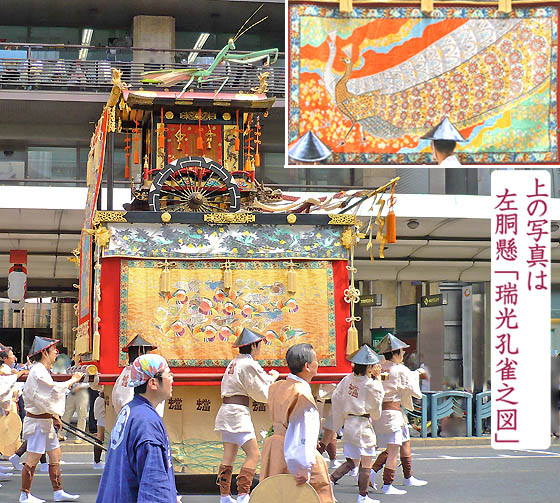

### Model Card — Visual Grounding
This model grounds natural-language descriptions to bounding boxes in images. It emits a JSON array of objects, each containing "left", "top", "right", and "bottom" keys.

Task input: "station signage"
[{"left": 421, "top": 294, "right": 443, "bottom": 307}]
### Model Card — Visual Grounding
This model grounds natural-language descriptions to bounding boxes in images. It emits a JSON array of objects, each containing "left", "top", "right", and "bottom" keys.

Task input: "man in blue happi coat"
[{"left": 96, "top": 354, "right": 180, "bottom": 503}]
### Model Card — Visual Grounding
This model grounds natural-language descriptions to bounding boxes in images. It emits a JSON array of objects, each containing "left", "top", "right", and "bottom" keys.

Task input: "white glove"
[{"left": 268, "top": 369, "right": 280, "bottom": 381}]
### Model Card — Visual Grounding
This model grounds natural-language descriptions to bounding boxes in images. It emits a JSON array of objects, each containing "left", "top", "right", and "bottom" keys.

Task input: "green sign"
[
  {"left": 370, "top": 328, "right": 394, "bottom": 347},
  {"left": 421, "top": 294, "right": 443, "bottom": 307}
]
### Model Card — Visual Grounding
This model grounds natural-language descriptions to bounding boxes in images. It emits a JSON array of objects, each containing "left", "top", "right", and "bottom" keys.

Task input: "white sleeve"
[
  {"left": 284, "top": 402, "right": 320, "bottom": 480},
  {"left": 330, "top": 378, "right": 346, "bottom": 433},
  {"left": 240, "top": 363, "right": 275, "bottom": 404}
]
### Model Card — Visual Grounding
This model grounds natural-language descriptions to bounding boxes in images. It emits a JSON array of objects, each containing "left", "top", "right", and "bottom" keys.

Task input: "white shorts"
[
  {"left": 27, "top": 426, "right": 60, "bottom": 454},
  {"left": 96, "top": 417, "right": 106, "bottom": 428},
  {"left": 221, "top": 430, "right": 256, "bottom": 447},
  {"left": 376, "top": 425, "right": 410, "bottom": 449},
  {"left": 343, "top": 442, "right": 375, "bottom": 459}
]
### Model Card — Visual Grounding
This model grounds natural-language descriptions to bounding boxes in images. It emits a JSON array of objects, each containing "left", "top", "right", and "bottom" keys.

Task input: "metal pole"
[{"left": 20, "top": 309, "right": 25, "bottom": 361}]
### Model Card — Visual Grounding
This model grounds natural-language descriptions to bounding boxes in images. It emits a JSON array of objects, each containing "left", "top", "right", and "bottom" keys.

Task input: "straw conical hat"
[
  {"left": 374, "top": 333, "right": 409, "bottom": 354},
  {"left": 28, "top": 336, "right": 59, "bottom": 357},
  {"left": 420, "top": 117, "right": 467, "bottom": 142},
  {"left": 250, "top": 475, "right": 320, "bottom": 503},
  {"left": 233, "top": 327, "right": 265, "bottom": 348},
  {"left": 349, "top": 345, "right": 381, "bottom": 365},
  {"left": 122, "top": 334, "right": 157, "bottom": 353}
]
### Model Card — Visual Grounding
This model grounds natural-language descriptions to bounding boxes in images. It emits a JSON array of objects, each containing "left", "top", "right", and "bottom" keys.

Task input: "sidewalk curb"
[{"left": 410, "top": 437, "right": 491, "bottom": 447}]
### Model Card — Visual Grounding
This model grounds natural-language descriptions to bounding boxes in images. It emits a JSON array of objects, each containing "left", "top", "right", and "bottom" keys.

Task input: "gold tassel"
[
  {"left": 235, "top": 136, "right": 240, "bottom": 152},
  {"left": 498, "top": 0, "right": 512, "bottom": 14},
  {"left": 245, "top": 157, "right": 252, "bottom": 170},
  {"left": 339, "top": 0, "right": 353, "bottom": 13},
  {"left": 386, "top": 209, "right": 396, "bottom": 244},
  {"left": 160, "top": 264, "right": 171, "bottom": 294},
  {"left": 221, "top": 260, "right": 233, "bottom": 290},
  {"left": 255, "top": 152, "right": 261, "bottom": 168},
  {"left": 288, "top": 268, "right": 296, "bottom": 293},
  {"left": 421, "top": 0, "right": 433, "bottom": 14},
  {"left": 346, "top": 324, "right": 359, "bottom": 357},
  {"left": 92, "top": 330, "right": 100, "bottom": 360}
]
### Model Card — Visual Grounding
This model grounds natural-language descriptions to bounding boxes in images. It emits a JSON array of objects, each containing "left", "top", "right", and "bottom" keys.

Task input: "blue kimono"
[{"left": 96, "top": 394, "right": 177, "bottom": 503}]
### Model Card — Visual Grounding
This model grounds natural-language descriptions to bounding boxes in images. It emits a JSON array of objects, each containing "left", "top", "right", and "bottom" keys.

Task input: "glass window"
[
  {"left": 308, "top": 167, "right": 353, "bottom": 187},
  {"left": 261, "top": 153, "right": 305, "bottom": 186},
  {"left": 27, "top": 147, "right": 78, "bottom": 179}
]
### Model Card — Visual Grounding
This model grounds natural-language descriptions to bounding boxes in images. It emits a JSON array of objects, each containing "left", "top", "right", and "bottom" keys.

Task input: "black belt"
[{"left": 348, "top": 413, "right": 370, "bottom": 418}]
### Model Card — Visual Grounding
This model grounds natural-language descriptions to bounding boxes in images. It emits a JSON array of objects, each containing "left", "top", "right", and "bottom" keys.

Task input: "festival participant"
[
  {"left": 421, "top": 117, "right": 467, "bottom": 167},
  {"left": 0, "top": 344, "right": 29, "bottom": 479},
  {"left": 371, "top": 334, "right": 428, "bottom": 495},
  {"left": 316, "top": 383, "right": 338, "bottom": 469},
  {"left": 96, "top": 354, "right": 179, "bottom": 503},
  {"left": 214, "top": 328, "right": 279, "bottom": 503},
  {"left": 329, "top": 345, "right": 384, "bottom": 503},
  {"left": 20, "top": 336, "right": 85, "bottom": 503},
  {"left": 260, "top": 343, "right": 334, "bottom": 503},
  {"left": 92, "top": 387, "right": 106, "bottom": 469},
  {"left": 112, "top": 335, "right": 163, "bottom": 416}
]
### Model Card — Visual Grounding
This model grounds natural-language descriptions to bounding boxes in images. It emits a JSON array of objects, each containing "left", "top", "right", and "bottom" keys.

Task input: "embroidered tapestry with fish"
[
  {"left": 119, "top": 259, "right": 336, "bottom": 367},
  {"left": 288, "top": 5, "right": 558, "bottom": 164}
]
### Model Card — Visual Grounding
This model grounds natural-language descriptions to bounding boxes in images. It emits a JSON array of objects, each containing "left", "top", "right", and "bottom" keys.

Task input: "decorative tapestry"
[
  {"left": 289, "top": 5, "right": 558, "bottom": 164},
  {"left": 104, "top": 223, "right": 348, "bottom": 260},
  {"left": 119, "top": 260, "right": 336, "bottom": 367}
]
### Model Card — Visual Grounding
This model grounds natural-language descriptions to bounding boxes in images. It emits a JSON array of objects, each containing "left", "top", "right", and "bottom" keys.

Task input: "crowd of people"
[{"left": 0, "top": 330, "right": 428, "bottom": 503}]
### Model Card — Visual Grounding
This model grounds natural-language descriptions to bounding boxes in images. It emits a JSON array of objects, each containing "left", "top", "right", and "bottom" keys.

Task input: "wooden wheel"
[{"left": 148, "top": 156, "right": 241, "bottom": 212}]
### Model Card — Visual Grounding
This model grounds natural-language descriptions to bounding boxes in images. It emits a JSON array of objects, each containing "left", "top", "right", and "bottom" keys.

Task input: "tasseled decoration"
[
  {"left": 385, "top": 183, "right": 397, "bottom": 244},
  {"left": 235, "top": 110, "right": 240, "bottom": 152},
  {"left": 158, "top": 108, "right": 165, "bottom": 149},
  {"left": 221, "top": 260, "right": 233, "bottom": 290},
  {"left": 254, "top": 115, "right": 262, "bottom": 167},
  {"left": 346, "top": 325, "right": 359, "bottom": 357},
  {"left": 420, "top": 0, "right": 433, "bottom": 15},
  {"left": 244, "top": 157, "right": 252, "bottom": 171},
  {"left": 339, "top": 0, "right": 353, "bottom": 13},
  {"left": 498, "top": 0, "right": 512, "bottom": 14},
  {"left": 92, "top": 330, "right": 101, "bottom": 360},
  {"left": 287, "top": 262, "right": 296, "bottom": 293},
  {"left": 197, "top": 108, "right": 204, "bottom": 150},
  {"left": 124, "top": 133, "right": 130, "bottom": 179},
  {"left": 386, "top": 210, "right": 396, "bottom": 243},
  {"left": 133, "top": 116, "right": 140, "bottom": 165},
  {"left": 143, "top": 155, "right": 150, "bottom": 181},
  {"left": 159, "top": 262, "right": 171, "bottom": 295}
]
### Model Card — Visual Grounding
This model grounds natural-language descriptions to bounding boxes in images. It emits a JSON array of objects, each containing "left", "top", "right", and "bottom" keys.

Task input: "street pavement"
[{"left": 1, "top": 444, "right": 559, "bottom": 502}]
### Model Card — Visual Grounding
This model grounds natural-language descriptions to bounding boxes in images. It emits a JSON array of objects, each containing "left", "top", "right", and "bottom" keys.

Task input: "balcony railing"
[{"left": 0, "top": 43, "right": 285, "bottom": 97}]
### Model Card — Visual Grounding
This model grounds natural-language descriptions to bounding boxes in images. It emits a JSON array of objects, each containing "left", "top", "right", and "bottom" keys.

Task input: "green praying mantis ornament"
[{"left": 142, "top": 5, "right": 278, "bottom": 97}]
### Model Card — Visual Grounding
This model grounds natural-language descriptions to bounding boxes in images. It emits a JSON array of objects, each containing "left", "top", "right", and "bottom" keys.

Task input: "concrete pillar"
[{"left": 133, "top": 16, "right": 175, "bottom": 64}]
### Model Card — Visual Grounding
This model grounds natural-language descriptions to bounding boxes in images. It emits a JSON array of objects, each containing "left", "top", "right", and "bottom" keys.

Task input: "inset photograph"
[{"left": 287, "top": 2, "right": 556, "bottom": 166}]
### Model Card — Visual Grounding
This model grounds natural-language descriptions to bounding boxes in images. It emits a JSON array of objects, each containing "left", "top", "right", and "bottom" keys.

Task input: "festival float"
[{"left": 71, "top": 24, "right": 399, "bottom": 476}]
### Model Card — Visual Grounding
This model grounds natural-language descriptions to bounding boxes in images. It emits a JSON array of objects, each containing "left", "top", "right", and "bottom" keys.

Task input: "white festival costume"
[
  {"left": 214, "top": 354, "right": 276, "bottom": 437},
  {"left": 283, "top": 374, "right": 321, "bottom": 478},
  {"left": 22, "top": 362, "right": 67, "bottom": 444},
  {"left": 331, "top": 373, "right": 384, "bottom": 456},
  {"left": 372, "top": 360, "right": 422, "bottom": 447},
  {"left": 439, "top": 155, "right": 461, "bottom": 168}
]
